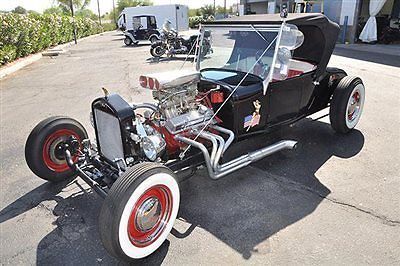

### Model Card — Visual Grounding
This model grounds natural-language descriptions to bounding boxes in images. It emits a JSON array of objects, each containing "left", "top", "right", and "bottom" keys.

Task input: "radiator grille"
[{"left": 94, "top": 109, "right": 124, "bottom": 162}]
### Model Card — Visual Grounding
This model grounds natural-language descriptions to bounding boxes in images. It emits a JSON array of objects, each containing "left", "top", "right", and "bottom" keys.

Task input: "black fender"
[
  {"left": 150, "top": 40, "right": 166, "bottom": 49},
  {"left": 307, "top": 67, "right": 348, "bottom": 114},
  {"left": 148, "top": 33, "right": 160, "bottom": 42},
  {"left": 124, "top": 32, "right": 136, "bottom": 42}
]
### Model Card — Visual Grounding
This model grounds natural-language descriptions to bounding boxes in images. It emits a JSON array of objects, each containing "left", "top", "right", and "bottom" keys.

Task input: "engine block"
[{"left": 140, "top": 70, "right": 215, "bottom": 134}]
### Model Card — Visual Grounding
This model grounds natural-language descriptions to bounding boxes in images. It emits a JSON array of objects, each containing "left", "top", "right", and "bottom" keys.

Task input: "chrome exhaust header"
[{"left": 175, "top": 127, "right": 297, "bottom": 180}]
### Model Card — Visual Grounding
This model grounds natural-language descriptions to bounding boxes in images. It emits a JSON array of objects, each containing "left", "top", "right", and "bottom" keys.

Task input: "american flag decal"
[
  {"left": 244, "top": 100, "right": 262, "bottom": 131},
  {"left": 244, "top": 114, "right": 260, "bottom": 129}
]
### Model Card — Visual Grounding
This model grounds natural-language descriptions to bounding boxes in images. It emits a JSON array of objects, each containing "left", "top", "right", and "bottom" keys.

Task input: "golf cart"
[{"left": 123, "top": 15, "right": 160, "bottom": 46}]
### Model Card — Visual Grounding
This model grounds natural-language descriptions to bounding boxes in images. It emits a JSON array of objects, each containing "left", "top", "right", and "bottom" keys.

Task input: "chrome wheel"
[
  {"left": 345, "top": 83, "right": 365, "bottom": 129},
  {"left": 153, "top": 46, "right": 165, "bottom": 57},
  {"left": 128, "top": 185, "right": 173, "bottom": 247}
]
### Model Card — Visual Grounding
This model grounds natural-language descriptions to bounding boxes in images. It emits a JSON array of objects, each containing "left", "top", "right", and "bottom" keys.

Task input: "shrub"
[
  {"left": 0, "top": 13, "right": 105, "bottom": 65},
  {"left": 102, "top": 22, "right": 118, "bottom": 32}
]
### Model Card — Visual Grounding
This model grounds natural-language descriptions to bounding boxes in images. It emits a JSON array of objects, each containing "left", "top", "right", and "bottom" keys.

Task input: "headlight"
[{"left": 141, "top": 135, "right": 166, "bottom": 161}]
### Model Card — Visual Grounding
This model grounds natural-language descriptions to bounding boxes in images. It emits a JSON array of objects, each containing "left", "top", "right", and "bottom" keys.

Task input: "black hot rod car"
[{"left": 25, "top": 13, "right": 364, "bottom": 261}]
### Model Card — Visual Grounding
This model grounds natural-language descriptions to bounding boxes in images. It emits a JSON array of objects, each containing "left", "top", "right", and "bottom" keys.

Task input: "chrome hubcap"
[
  {"left": 347, "top": 89, "right": 361, "bottom": 122},
  {"left": 135, "top": 197, "right": 162, "bottom": 232},
  {"left": 49, "top": 137, "right": 68, "bottom": 164},
  {"left": 127, "top": 185, "right": 173, "bottom": 247}
]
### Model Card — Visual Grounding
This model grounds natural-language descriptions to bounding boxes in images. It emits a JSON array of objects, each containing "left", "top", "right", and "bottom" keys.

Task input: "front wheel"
[
  {"left": 99, "top": 162, "right": 180, "bottom": 261},
  {"left": 150, "top": 41, "right": 166, "bottom": 58},
  {"left": 124, "top": 36, "right": 133, "bottom": 46},
  {"left": 25, "top": 116, "right": 88, "bottom": 182},
  {"left": 329, "top": 76, "right": 365, "bottom": 133}
]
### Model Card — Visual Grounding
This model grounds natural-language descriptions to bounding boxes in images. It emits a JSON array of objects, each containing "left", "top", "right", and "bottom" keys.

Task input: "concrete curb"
[
  {"left": 0, "top": 31, "right": 114, "bottom": 80},
  {"left": 0, "top": 53, "right": 42, "bottom": 79}
]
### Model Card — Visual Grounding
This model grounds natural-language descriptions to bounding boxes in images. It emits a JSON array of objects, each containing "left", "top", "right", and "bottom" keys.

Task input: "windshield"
[
  {"left": 197, "top": 24, "right": 305, "bottom": 92},
  {"left": 198, "top": 25, "right": 281, "bottom": 80}
]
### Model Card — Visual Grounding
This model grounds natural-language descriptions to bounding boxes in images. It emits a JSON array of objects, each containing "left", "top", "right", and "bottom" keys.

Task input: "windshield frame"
[{"left": 196, "top": 23, "right": 285, "bottom": 94}]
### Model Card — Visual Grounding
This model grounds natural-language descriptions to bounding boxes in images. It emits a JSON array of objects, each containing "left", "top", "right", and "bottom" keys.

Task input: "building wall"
[
  {"left": 240, "top": 0, "right": 362, "bottom": 43},
  {"left": 241, "top": 0, "right": 297, "bottom": 14}
]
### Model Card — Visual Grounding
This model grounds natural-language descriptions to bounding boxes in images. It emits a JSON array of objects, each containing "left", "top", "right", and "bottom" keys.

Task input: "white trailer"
[{"left": 118, "top": 4, "right": 189, "bottom": 31}]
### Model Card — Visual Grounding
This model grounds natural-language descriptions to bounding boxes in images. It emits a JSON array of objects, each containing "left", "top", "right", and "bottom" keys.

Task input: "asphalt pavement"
[{"left": 0, "top": 31, "right": 399, "bottom": 265}]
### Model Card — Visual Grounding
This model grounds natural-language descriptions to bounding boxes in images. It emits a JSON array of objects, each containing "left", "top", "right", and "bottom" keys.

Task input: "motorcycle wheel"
[
  {"left": 150, "top": 41, "right": 166, "bottom": 58},
  {"left": 200, "top": 45, "right": 209, "bottom": 58}
]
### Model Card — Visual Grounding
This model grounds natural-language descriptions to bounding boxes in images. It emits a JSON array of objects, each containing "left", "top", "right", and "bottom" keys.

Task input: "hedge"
[{"left": 0, "top": 13, "right": 104, "bottom": 65}]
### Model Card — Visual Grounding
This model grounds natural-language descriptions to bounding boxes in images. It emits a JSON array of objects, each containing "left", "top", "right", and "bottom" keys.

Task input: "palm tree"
[
  {"left": 56, "top": 0, "right": 91, "bottom": 15},
  {"left": 200, "top": 4, "right": 215, "bottom": 18}
]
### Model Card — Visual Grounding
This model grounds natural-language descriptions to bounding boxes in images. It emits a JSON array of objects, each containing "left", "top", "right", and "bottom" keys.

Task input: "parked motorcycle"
[{"left": 150, "top": 20, "right": 211, "bottom": 58}]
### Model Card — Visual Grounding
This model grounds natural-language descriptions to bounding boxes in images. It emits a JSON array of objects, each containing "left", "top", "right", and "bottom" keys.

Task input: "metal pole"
[
  {"left": 342, "top": 15, "right": 348, "bottom": 44},
  {"left": 224, "top": 0, "right": 227, "bottom": 17},
  {"left": 69, "top": 0, "right": 77, "bottom": 44},
  {"left": 97, "top": 0, "right": 102, "bottom": 26},
  {"left": 112, "top": 0, "right": 116, "bottom": 24},
  {"left": 214, "top": 0, "right": 216, "bottom": 16}
]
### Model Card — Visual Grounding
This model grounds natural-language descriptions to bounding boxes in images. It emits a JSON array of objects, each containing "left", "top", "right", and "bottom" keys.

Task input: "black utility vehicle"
[
  {"left": 25, "top": 13, "right": 364, "bottom": 262},
  {"left": 123, "top": 15, "right": 160, "bottom": 46}
]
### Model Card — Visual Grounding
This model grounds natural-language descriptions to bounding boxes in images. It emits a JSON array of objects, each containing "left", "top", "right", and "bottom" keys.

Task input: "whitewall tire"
[
  {"left": 330, "top": 76, "right": 365, "bottom": 133},
  {"left": 99, "top": 162, "right": 180, "bottom": 261}
]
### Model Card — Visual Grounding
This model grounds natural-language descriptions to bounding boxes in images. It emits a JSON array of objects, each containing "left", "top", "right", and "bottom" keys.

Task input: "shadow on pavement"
[
  {"left": 121, "top": 43, "right": 151, "bottom": 48},
  {"left": 0, "top": 119, "right": 364, "bottom": 263},
  {"left": 145, "top": 56, "right": 195, "bottom": 65},
  {"left": 333, "top": 47, "right": 400, "bottom": 67},
  {"left": 177, "top": 119, "right": 364, "bottom": 259},
  {"left": 0, "top": 180, "right": 169, "bottom": 265}
]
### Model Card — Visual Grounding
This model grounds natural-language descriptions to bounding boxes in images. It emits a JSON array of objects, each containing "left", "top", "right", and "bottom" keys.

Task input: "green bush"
[
  {"left": 102, "top": 22, "right": 117, "bottom": 32},
  {"left": 0, "top": 13, "right": 105, "bottom": 65}
]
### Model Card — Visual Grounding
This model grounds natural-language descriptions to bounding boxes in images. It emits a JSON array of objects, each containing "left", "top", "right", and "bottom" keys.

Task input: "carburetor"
[{"left": 139, "top": 70, "right": 214, "bottom": 134}]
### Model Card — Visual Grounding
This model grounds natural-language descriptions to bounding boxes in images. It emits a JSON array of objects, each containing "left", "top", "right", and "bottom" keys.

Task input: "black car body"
[
  {"left": 198, "top": 13, "right": 346, "bottom": 137},
  {"left": 123, "top": 15, "right": 160, "bottom": 45}
]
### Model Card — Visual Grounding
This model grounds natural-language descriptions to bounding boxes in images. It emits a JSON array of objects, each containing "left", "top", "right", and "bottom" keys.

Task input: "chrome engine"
[{"left": 140, "top": 70, "right": 214, "bottom": 134}]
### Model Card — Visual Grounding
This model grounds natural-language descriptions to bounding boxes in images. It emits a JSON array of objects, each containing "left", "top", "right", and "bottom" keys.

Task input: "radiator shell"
[{"left": 91, "top": 94, "right": 135, "bottom": 165}]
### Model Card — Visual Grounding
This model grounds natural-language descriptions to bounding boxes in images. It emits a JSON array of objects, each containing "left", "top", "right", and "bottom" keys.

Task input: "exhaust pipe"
[{"left": 175, "top": 134, "right": 297, "bottom": 180}]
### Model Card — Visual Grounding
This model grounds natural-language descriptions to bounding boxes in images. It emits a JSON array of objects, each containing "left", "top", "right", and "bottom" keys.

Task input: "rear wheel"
[
  {"left": 99, "top": 162, "right": 180, "bottom": 261},
  {"left": 329, "top": 76, "right": 365, "bottom": 133},
  {"left": 149, "top": 36, "right": 159, "bottom": 43},
  {"left": 25, "top": 116, "right": 88, "bottom": 182}
]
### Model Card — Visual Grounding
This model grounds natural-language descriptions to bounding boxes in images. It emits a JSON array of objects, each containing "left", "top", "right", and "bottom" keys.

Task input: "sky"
[{"left": 0, "top": 0, "right": 239, "bottom": 15}]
